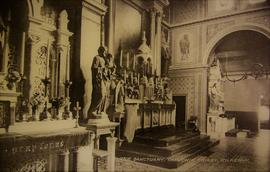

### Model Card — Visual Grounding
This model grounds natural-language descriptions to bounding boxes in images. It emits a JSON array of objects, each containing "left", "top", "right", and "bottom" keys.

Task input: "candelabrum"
[
  {"left": 17, "top": 74, "right": 27, "bottom": 121},
  {"left": 40, "top": 76, "right": 51, "bottom": 120},
  {"left": 63, "top": 80, "right": 72, "bottom": 119}
]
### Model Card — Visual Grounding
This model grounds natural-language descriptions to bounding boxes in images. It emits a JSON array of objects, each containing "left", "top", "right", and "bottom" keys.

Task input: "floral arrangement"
[
  {"left": 30, "top": 93, "right": 46, "bottom": 107},
  {"left": 5, "top": 66, "right": 21, "bottom": 89},
  {"left": 50, "top": 97, "right": 69, "bottom": 108},
  {"left": 189, "top": 115, "right": 198, "bottom": 121}
]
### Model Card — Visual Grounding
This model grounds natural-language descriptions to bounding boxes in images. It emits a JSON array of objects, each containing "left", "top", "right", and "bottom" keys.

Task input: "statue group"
[{"left": 89, "top": 46, "right": 124, "bottom": 121}]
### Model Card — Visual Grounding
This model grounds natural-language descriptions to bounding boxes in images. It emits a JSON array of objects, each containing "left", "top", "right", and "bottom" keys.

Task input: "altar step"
[
  {"left": 116, "top": 129, "right": 219, "bottom": 169},
  {"left": 133, "top": 131, "right": 200, "bottom": 147}
]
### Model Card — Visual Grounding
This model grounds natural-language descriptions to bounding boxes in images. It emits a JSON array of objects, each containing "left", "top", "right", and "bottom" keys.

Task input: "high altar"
[{"left": 111, "top": 31, "right": 175, "bottom": 143}]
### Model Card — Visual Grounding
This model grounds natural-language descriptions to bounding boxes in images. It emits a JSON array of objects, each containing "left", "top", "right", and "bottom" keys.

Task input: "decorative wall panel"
[
  {"left": 172, "top": 26, "right": 199, "bottom": 66},
  {"left": 171, "top": 0, "right": 199, "bottom": 24},
  {"left": 169, "top": 76, "right": 195, "bottom": 118}
]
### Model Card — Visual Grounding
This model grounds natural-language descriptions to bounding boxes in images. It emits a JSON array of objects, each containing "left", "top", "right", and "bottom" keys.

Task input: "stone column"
[
  {"left": 57, "top": 10, "right": 73, "bottom": 98},
  {"left": 89, "top": 132, "right": 95, "bottom": 171},
  {"left": 71, "top": 147, "right": 79, "bottom": 172},
  {"left": 58, "top": 150, "right": 70, "bottom": 172},
  {"left": 150, "top": 9, "right": 156, "bottom": 74},
  {"left": 155, "top": 12, "right": 162, "bottom": 76},
  {"left": 106, "top": 0, "right": 114, "bottom": 54},
  {"left": 94, "top": 135, "right": 100, "bottom": 149},
  {"left": 106, "top": 137, "right": 117, "bottom": 171}
]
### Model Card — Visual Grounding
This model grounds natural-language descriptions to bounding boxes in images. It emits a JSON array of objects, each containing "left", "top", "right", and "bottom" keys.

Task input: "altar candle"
[
  {"left": 133, "top": 55, "right": 136, "bottom": 70},
  {"left": 46, "top": 39, "right": 51, "bottom": 78},
  {"left": 131, "top": 72, "right": 133, "bottom": 84},
  {"left": 124, "top": 69, "right": 127, "bottom": 83},
  {"left": 76, "top": 101, "right": 79, "bottom": 107},
  {"left": 138, "top": 73, "right": 140, "bottom": 85},
  {"left": 66, "top": 46, "right": 70, "bottom": 81},
  {"left": 126, "top": 52, "right": 129, "bottom": 69},
  {"left": 20, "top": 32, "right": 25, "bottom": 75},
  {"left": 120, "top": 50, "right": 123, "bottom": 67}
]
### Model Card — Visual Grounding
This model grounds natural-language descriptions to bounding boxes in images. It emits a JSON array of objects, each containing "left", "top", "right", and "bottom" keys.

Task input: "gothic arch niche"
[
  {"left": 206, "top": 25, "right": 270, "bottom": 133},
  {"left": 206, "top": 24, "right": 270, "bottom": 66}
]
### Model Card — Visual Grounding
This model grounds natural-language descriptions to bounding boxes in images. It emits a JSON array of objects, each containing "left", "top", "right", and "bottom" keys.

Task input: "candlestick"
[
  {"left": 46, "top": 39, "right": 50, "bottom": 78},
  {"left": 126, "top": 52, "right": 129, "bottom": 69},
  {"left": 66, "top": 46, "right": 70, "bottom": 81},
  {"left": 20, "top": 32, "right": 25, "bottom": 75},
  {"left": 74, "top": 101, "right": 81, "bottom": 128},
  {"left": 124, "top": 69, "right": 127, "bottom": 83},
  {"left": 131, "top": 72, "right": 133, "bottom": 84},
  {"left": 138, "top": 73, "right": 140, "bottom": 85},
  {"left": 120, "top": 50, "right": 123, "bottom": 67},
  {"left": 133, "top": 55, "right": 136, "bottom": 71}
]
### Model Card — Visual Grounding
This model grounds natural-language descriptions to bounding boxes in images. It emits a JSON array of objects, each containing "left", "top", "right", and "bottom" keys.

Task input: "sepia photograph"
[{"left": 0, "top": 0, "right": 270, "bottom": 171}]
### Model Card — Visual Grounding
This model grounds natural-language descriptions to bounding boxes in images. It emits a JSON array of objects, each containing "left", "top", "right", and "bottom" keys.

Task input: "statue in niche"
[
  {"left": 145, "top": 58, "right": 152, "bottom": 77},
  {"left": 164, "top": 83, "right": 173, "bottom": 104},
  {"left": 161, "top": 29, "right": 171, "bottom": 77},
  {"left": 137, "top": 56, "right": 146, "bottom": 76},
  {"left": 179, "top": 34, "right": 190, "bottom": 60},
  {"left": 114, "top": 78, "right": 125, "bottom": 113},
  {"left": 89, "top": 46, "right": 109, "bottom": 116},
  {"left": 208, "top": 59, "right": 224, "bottom": 113}
]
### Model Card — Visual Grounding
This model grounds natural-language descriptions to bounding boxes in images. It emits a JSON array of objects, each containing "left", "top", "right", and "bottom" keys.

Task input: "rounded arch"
[{"left": 205, "top": 23, "right": 270, "bottom": 66}]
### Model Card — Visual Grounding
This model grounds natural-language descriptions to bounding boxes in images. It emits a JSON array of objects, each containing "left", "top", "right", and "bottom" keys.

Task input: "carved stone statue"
[
  {"left": 179, "top": 34, "right": 190, "bottom": 60},
  {"left": 89, "top": 46, "right": 108, "bottom": 116},
  {"left": 161, "top": 30, "right": 171, "bottom": 77},
  {"left": 209, "top": 82, "right": 222, "bottom": 112},
  {"left": 114, "top": 79, "right": 125, "bottom": 113}
]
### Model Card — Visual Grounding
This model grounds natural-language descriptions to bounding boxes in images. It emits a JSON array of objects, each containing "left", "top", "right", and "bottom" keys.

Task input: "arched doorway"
[{"left": 207, "top": 29, "right": 270, "bottom": 134}]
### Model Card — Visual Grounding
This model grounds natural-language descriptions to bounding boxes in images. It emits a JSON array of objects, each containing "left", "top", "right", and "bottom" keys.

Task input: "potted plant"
[
  {"left": 5, "top": 66, "right": 21, "bottom": 90},
  {"left": 51, "top": 97, "right": 69, "bottom": 119}
]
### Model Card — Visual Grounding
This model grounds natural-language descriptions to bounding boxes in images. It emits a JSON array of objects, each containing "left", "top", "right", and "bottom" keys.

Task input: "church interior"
[{"left": 0, "top": 0, "right": 270, "bottom": 171}]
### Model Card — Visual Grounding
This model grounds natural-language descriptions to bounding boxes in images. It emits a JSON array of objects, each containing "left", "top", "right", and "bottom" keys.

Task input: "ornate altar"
[
  {"left": 0, "top": 126, "right": 93, "bottom": 171},
  {"left": 112, "top": 31, "right": 176, "bottom": 142}
]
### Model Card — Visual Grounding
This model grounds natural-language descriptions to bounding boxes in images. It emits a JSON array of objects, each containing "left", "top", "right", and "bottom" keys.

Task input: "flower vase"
[
  {"left": 36, "top": 105, "right": 44, "bottom": 121},
  {"left": 6, "top": 82, "right": 16, "bottom": 90},
  {"left": 58, "top": 106, "right": 65, "bottom": 119}
]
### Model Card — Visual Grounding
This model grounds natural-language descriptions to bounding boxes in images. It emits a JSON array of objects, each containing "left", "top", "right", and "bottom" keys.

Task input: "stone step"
[
  {"left": 133, "top": 131, "right": 200, "bottom": 147},
  {"left": 116, "top": 139, "right": 219, "bottom": 169},
  {"left": 121, "top": 135, "right": 210, "bottom": 157}
]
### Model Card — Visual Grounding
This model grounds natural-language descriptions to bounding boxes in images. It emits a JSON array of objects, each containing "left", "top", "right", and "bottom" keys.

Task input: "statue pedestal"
[
  {"left": 86, "top": 119, "right": 119, "bottom": 149},
  {"left": 88, "top": 112, "right": 110, "bottom": 124},
  {"left": 207, "top": 111, "right": 235, "bottom": 138}
]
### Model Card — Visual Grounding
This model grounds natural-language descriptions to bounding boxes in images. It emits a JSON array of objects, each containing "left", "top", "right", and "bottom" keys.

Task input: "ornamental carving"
[
  {"left": 206, "top": 21, "right": 235, "bottom": 43},
  {"left": 247, "top": 15, "right": 270, "bottom": 29},
  {"left": 28, "top": 34, "right": 41, "bottom": 45},
  {"left": 18, "top": 158, "right": 47, "bottom": 172},
  {"left": 35, "top": 46, "right": 47, "bottom": 76}
]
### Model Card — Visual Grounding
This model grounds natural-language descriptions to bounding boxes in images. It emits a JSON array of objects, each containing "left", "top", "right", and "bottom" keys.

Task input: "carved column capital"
[
  {"left": 149, "top": 8, "right": 157, "bottom": 16},
  {"left": 27, "top": 33, "right": 41, "bottom": 45}
]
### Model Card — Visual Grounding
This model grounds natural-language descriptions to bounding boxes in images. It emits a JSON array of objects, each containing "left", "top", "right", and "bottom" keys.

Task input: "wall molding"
[{"left": 170, "top": 6, "right": 270, "bottom": 29}]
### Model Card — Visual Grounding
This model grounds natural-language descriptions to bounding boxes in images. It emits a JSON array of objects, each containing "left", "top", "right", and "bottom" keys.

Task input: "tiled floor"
[{"left": 97, "top": 129, "right": 270, "bottom": 172}]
